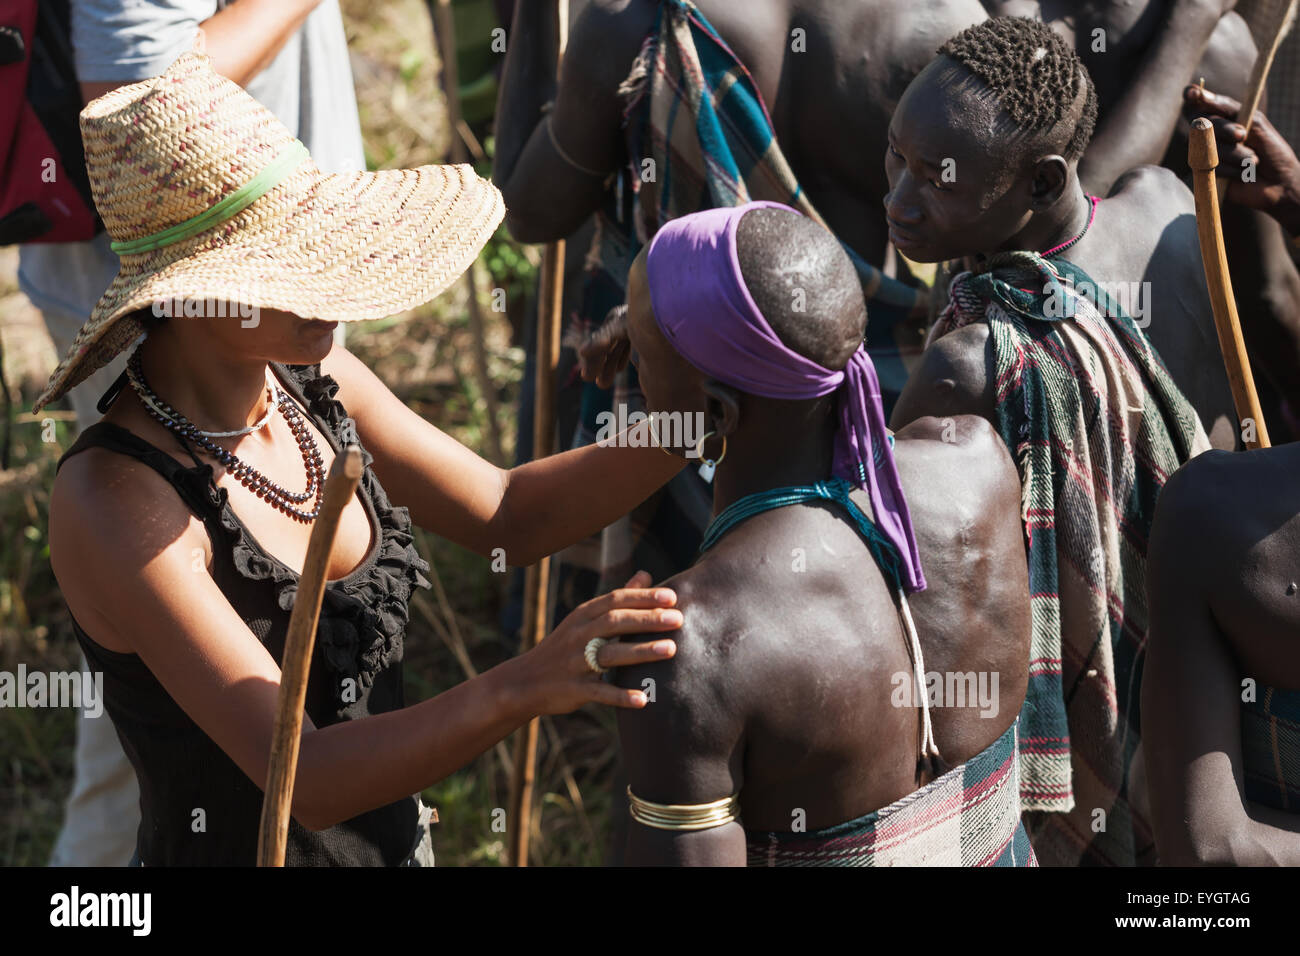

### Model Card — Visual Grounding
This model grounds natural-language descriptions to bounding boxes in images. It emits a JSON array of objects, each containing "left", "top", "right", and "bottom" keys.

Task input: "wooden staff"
[
  {"left": 1189, "top": 118, "right": 1271, "bottom": 450},
  {"left": 1216, "top": 0, "right": 1298, "bottom": 200},
  {"left": 257, "top": 445, "right": 364, "bottom": 866},
  {"left": 508, "top": 0, "right": 569, "bottom": 869}
]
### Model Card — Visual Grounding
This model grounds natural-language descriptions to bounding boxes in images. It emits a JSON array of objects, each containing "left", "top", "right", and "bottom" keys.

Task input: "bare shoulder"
[
  {"left": 570, "top": 0, "right": 659, "bottom": 86},
  {"left": 612, "top": 561, "right": 745, "bottom": 706},
  {"left": 316, "top": 344, "right": 409, "bottom": 433},
  {"left": 924, "top": 322, "right": 992, "bottom": 381},
  {"left": 893, "top": 414, "right": 1020, "bottom": 534},
  {"left": 318, "top": 344, "right": 379, "bottom": 406},
  {"left": 1150, "top": 449, "right": 1270, "bottom": 581},
  {"left": 50, "top": 445, "right": 209, "bottom": 630},
  {"left": 1199, "top": 10, "right": 1257, "bottom": 102},
  {"left": 1109, "top": 163, "right": 1194, "bottom": 215},
  {"left": 890, "top": 322, "right": 994, "bottom": 429},
  {"left": 1105, "top": 165, "right": 1205, "bottom": 280}
]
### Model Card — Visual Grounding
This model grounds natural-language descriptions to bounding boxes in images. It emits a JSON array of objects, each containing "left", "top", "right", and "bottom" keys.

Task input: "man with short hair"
[
  {"left": 611, "top": 202, "right": 1036, "bottom": 866},
  {"left": 888, "top": 17, "right": 1214, "bottom": 866},
  {"left": 492, "top": 0, "right": 990, "bottom": 649}
]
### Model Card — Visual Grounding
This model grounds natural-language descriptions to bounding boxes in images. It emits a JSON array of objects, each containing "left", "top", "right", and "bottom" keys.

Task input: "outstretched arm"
[
  {"left": 322, "top": 346, "right": 685, "bottom": 567},
  {"left": 492, "top": 0, "right": 656, "bottom": 242},
  {"left": 49, "top": 457, "right": 680, "bottom": 833},
  {"left": 1143, "top": 461, "right": 1300, "bottom": 865}
]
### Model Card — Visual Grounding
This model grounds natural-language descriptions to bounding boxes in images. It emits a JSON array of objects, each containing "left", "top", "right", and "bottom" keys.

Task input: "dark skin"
[
  {"left": 611, "top": 213, "right": 1030, "bottom": 865},
  {"left": 1143, "top": 102, "right": 1300, "bottom": 865},
  {"left": 1008, "top": 0, "right": 1293, "bottom": 375},
  {"left": 984, "top": 0, "right": 1247, "bottom": 194},
  {"left": 518, "top": 1, "right": 1299, "bottom": 425},
  {"left": 495, "top": 0, "right": 1248, "bottom": 255},
  {"left": 48, "top": 306, "right": 689, "bottom": 832},
  {"left": 1143, "top": 446, "right": 1300, "bottom": 864},
  {"left": 1186, "top": 87, "right": 1300, "bottom": 238},
  {"left": 886, "top": 56, "right": 1236, "bottom": 450},
  {"left": 493, "top": 0, "right": 989, "bottom": 263}
]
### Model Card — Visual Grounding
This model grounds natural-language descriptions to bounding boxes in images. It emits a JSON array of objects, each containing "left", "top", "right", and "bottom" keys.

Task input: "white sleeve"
[{"left": 71, "top": 0, "right": 220, "bottom": 83}]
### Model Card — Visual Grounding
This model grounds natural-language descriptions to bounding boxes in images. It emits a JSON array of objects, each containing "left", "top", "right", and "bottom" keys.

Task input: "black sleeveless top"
[{"left": 58, "top": 363, "right": 431, "bottom": 866}]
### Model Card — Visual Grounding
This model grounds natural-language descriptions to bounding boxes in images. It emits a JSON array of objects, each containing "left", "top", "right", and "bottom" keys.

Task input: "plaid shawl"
[
  {"left": 933, "top": 252, "right": 1210, "bottom": 866},
  {"left": 621, "top": 0, "right": 929, "bottom": 411},
  {"left": 746, "top": 720, "right": 1036, "bottom": 866},
  {"left": 1242, "top": 684, "right": 1300, "bottom": 812}
]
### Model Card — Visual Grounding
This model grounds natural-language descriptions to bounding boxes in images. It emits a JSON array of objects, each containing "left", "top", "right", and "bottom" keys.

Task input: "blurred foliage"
[{"left": 0, "top": 406, "right": 78, "bottom": 867}]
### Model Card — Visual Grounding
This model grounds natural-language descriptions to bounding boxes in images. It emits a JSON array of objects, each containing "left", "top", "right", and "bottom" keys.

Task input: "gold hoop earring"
[{"left": 695, "top": 430, "right": 727, "bottom": 483}]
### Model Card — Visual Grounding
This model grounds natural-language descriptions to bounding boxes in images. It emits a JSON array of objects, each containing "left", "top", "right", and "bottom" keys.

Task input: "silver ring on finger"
[{"left": 584, "top": 637, "right": 609, "bottom": 675}]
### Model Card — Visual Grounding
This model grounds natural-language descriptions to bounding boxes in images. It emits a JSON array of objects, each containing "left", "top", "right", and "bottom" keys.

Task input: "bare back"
[
  {"left": 1143, "top": 446, "right": 1300, "bottom": 863},
  {"left": 615, "top": 414, "right": 1030, "bottom": 843},
  {"left": 508, "top": 0, "right": 988, "bottom": 258}
]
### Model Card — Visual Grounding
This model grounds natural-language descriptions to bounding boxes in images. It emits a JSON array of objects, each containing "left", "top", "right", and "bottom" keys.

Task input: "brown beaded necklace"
[{"left": 126, "top": 349, "right": 325, "bottom": 522}]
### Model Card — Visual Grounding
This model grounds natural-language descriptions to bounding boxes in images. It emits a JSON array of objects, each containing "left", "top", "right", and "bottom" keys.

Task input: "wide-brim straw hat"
[{"left": 34, "top": 51, "right": 504, "bottom": 412}]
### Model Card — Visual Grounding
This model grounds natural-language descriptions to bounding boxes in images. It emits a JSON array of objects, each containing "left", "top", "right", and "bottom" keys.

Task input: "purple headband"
[{"left": 645, "top": 201, "right": 926, "bottom": 593}]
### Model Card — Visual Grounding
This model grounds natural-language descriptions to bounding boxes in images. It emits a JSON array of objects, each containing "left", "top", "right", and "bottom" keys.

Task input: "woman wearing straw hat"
[{"left": 41, "top": 51, "right": 685, "bottom": 866}]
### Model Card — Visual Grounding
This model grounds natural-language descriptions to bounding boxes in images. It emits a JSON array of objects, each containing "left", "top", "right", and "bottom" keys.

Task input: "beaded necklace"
[
  {"left": 1040, "top": 194, "right": 1100, "bottom": 259},
  {"left": 126, "top": 348, "right": 325, "bottom": 522}
]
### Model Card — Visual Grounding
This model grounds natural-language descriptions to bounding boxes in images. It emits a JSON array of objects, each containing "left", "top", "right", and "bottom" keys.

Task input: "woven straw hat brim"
[{"left": 34, "top": 160, "right": 504, "bottom": 412}]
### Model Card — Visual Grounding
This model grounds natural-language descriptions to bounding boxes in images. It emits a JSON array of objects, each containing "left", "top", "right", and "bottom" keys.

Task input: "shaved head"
[
  {"left": 624, "top": 206, "right": 868, "bottom": 432},
  {"left": 733, "top": 207, "right": 865, "bottom": 372}
]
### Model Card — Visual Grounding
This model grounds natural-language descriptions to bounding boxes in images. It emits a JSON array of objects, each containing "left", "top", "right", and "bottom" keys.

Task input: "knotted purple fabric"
[{"left": 645, "top": 201, "right": 926, "bottom": 592}]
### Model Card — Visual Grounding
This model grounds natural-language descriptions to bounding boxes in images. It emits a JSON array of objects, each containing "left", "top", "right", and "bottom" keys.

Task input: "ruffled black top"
[{"left": 60, "top": 363, "right": 430, "bottom": 866}]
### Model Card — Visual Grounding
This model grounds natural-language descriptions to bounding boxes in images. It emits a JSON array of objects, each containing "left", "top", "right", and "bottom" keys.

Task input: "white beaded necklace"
[{"left": 126, "top": 361, "right": 280, "bottom": 439}]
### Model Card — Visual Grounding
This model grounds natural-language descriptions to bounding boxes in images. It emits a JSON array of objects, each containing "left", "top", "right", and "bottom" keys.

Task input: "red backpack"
[{"left": 0, "top": 0, "right": 100, "bottom": 245}]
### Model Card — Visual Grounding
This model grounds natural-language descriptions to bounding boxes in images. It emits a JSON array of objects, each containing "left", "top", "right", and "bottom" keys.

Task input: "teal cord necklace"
[
  {"left": 695, "top": 449, "right": 945, "bottom": 777},
  {"left": 698, "top": 476, "right": 905, "bottom": 593}
]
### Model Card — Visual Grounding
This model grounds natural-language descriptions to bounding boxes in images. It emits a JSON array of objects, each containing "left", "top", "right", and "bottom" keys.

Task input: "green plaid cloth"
[
  {"left": 1243, "top": 684, "right": 1300, "bottom": 812},
  {"left": 934, "top": 251, "right": 1209, "bottom": 866}
]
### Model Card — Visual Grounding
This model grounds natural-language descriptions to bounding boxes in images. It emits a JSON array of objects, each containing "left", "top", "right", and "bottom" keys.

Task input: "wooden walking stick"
[
  {"left": 508, "top": 0, "right": 569, "bottom": 868},
  {"left": 1216, "top": 0, "right": 1298, "bottom": 200},
  {"left": 1189, "top": 118, "right": 1271, "bottom": 450},
  {"left": 257, "top": 445, "right": 363, "bottom": 866}
]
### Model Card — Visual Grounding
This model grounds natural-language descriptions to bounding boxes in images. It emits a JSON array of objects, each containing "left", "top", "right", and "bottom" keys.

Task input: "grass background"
[{"left": 0, "top": 0, "right": 622, "bottom": 867}]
